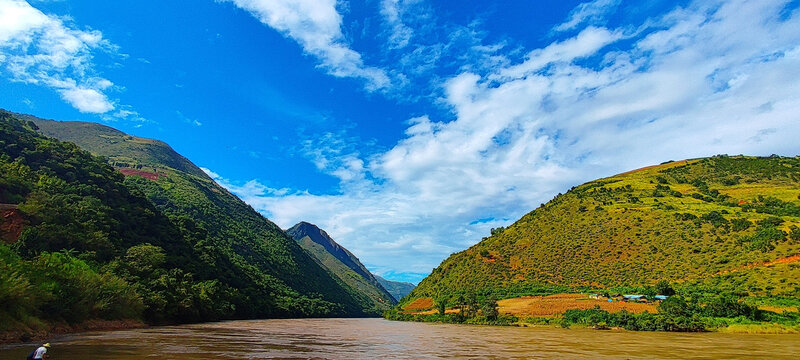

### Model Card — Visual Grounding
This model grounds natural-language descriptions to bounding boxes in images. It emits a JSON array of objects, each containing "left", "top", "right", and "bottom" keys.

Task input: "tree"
[
  {"left": 481, "top": 296, "right": 499, "bottom": 320},
  {"left": 464, "top": 291, "right": 479, "bottom": 317},
  {"left": 435, "top": 296, "right": 447, "bottom": 315},
  {"left": 654, "top": 280, "right": 676, "bottom": 296},
  {"left": 789, "top": 225, "right": 800, "bottom": 244},
  {"left": 657, "top": 296, "right": 691, "bottom": 318}
]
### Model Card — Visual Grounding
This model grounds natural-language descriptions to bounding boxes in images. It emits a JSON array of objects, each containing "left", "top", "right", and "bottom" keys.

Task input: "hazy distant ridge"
[{"left": 375, "top": 275, "right": 415, "bottom": 302}]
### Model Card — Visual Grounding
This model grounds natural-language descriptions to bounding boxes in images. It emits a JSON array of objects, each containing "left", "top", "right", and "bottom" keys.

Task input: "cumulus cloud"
[
  {"left": 224, "top": 0, "right": 390, "bottom": 90},
  {"left": 0, "top": 0, "right": 118, "bottom": 113},
  {"left": 214, "top": 0, "right": 800, "bottom": 282}
]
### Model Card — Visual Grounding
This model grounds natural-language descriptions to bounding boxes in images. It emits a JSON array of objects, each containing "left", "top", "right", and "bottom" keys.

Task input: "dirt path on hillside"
[{"left": 717, "top": 253, "right": 800, "bottom": 276}]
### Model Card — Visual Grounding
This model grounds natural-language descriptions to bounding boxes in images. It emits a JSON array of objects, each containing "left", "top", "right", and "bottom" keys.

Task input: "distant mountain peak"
[
  {"left": 288, "top": 222, "right": 397, "bottom": 305},
  {"left": 375, "top": 275, "right": 416, "bottom": 302},
  {"left": 288, "top": 222, "right": 361, "bottom": 273}
]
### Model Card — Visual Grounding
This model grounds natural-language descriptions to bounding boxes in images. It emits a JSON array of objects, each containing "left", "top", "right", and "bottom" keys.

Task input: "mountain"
[
  {"left": 287, "top": 222, "right": 396, "bottom": 311},
  {"left": 375, "top": 275, "right": 416, "bottom": 302},
  {"left": 403, "top": 156, "right": 800, "bottom": 304},
  {"left": 22, "top": 114, "right": 206, "bottom": 178},
  {"left": 0, "top": 110, "right": 377, "bottom": 336}
]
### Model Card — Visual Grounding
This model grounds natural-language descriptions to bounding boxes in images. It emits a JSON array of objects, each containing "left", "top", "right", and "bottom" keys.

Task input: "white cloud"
[
  {"left": 496, "top": 27, "right": 622, "bottom": 80},
  {"left": 554, "top": 0, "right": 621, "bottom": 32},
  {"left": 380, "top": 0, "right": 414, "bottom": 49},
  {"left": 176, "top": 110, "right": 202, "bottom": 127},
  {"left": 58, "top": 86, "right": 113, "bottom": 113},
  {"left": 224, "top": 0, "right": 390, "bottom": 90},
  {"left": 200, "top": 167, "right": 221, "bottom": 180},
  {"left": 216, "top": 0, "right": 800, "bottom": 283},
  {"left": 0, "top": 0, "right": 118, "bottom": 114}
]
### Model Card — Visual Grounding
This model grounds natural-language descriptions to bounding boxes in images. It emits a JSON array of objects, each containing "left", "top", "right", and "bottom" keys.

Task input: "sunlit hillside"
[{"left": 405, "top": 156, "right": 800, "bottom": 304}]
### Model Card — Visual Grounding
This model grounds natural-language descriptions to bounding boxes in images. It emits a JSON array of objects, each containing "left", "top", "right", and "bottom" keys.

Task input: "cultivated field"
[
  {"left": 497, "top": 293, "right": 658, "bottom": 317},
  {"left": 402, "top": 293, "right": 659, "bottom": 317},
  {"left": 403, "top": 297, "right": 434, "bottom": 311}
]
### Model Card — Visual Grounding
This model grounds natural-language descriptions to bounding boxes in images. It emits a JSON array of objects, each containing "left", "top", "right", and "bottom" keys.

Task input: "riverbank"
[
  {"left": 390, "top": 292, "right": 800, "bottom": 333},
  {"left": 385, "top": 311, "right": 800, "bottom": 334},
  {"left": 0, "top": 319, "right": 146, "bottom": 345}
]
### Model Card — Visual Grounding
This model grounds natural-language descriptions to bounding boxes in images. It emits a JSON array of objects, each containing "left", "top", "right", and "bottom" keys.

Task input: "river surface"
[{"left": 1, "top": 318, "right": 797, "bottom": 359}]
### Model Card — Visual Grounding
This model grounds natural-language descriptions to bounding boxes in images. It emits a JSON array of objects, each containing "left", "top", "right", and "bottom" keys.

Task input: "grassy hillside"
[
  {"left": 375, "top": 275, "right": 416, "bottom": 302},
  {"left": 288, "top": 222, "right": 396, "bottom": 314},
  {"left": 405, "top": 156, "right": 800, "bottom": 304},
  {"left": 23, "top": 114, "right": 206, "bottom": 178},
  {"left": 0, "top": 111, "right": 375, "bottom": 341}
]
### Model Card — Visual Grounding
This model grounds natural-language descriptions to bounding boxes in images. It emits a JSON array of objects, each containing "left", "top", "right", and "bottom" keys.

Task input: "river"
[{"left": 1, "top": 318, "right": 797, "bottom": 359}]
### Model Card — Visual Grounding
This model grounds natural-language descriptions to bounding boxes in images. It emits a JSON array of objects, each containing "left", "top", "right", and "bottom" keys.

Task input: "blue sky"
[{"left": 1, "top": 0, "right": 799, "bottom": 283}]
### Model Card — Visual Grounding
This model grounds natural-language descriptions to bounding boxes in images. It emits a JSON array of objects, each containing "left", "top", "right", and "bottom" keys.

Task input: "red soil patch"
[
  {"left": 0, "top": 206, "right": 24, "bottom": 244},
  {"left": 403, "top": 297, "right": 434, "bottom": 311},
  {"left": 718, "top": 253, "right": 800, "bottom": 276},
  {"left": 766, "top": 254, "right": 800, "bottom": 266},
  {"left": 118, "top": 168, "right": 161, "bottom": 181}
]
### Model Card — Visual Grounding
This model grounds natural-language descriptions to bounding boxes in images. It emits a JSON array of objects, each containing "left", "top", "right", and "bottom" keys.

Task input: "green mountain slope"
[
  {"left": 375, "top": 275, "right": 416, "bottom": 302},
  {"left": 287, "top": 222, "right": 396, "bottom": 312},
  {"left": 0, "top": 110, "right": 375, "bottom": 335},
  {"left": 23, "top": 114, "right": 206, "bottom": 178},
  {"left": 405, "top": 156, "right": 800, "bottom": 304}
]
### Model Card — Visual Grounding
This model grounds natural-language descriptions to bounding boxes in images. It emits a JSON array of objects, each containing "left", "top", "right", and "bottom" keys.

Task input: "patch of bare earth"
[
  {"left": 402, "top": 297, "right": 434, "bottom": 312},
  {"left": 0, "top": 205, "right": 24, "bottom": 244},
  {"left": 118, "top": 168, "right": 161, "bottom": 181}
]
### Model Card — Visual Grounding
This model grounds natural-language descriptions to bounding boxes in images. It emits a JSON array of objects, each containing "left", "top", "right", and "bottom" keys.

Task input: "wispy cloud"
[
  {"left": 223, "top": 0, "right": 390, "bottom": 91},
  {"left": 212, "top": 0, "right": 800, "bottom": 283},
  {"left": 176, "top": 110, "right": 202, "bottom": 127},
  {"left": 554, "top": 0, "right": 621, "bottom": 32},
  {"left": 0, "top": 0, "right": 117, "bottom": 113},
  {"left": 380, "top": 0, "right": 415, "bottom": 49}
]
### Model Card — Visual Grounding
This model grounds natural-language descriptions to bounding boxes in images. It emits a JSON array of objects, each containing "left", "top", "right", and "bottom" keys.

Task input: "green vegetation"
[
  {"left": 25, "top": 114, "right": 207, "bottom": 177},
  {"left": 287, "top": 222, "right": 396, "bottom": 314},
  {"left": 546, "top": 290, "right": 799, "bottom": 332},
  {"left": 0, "top": 245, "right": 141, "bottom": 332},
  {"left": 392, "top": 155, "right": 800, "bottom": 331},
  {"left": 0, "top": 112, "right": 374, "bottom": 340},
  {"left": 384, "top": 292, "right": 515, "bottom": 326}
]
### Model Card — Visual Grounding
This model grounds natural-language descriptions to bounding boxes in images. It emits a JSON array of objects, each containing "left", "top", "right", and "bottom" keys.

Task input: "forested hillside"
[
  {"left": 0, "top": 111, "right": 374, "bottom": 341},
  {"left": 405, "top": 156, "right": 800, "bottom": 303}
]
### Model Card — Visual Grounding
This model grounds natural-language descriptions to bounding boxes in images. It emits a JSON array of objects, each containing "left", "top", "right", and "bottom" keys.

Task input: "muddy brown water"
[{"left": 1, "top": 318, "right": 797, "bottom": 359}]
